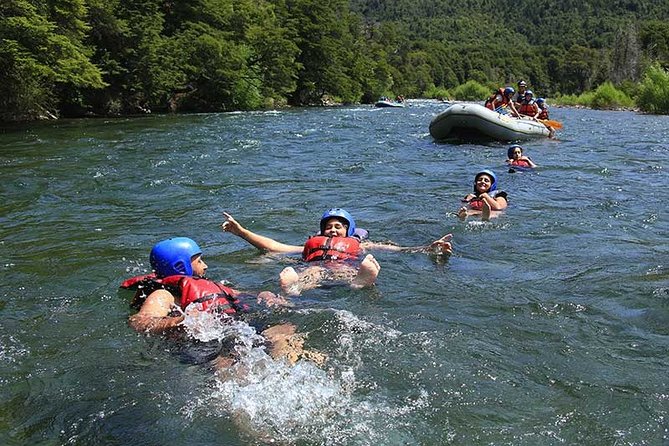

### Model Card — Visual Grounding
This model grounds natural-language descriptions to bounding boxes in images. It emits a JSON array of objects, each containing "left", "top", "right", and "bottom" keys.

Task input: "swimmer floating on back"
[
  {"left": 222, "top": 208, "right": 453, "bottom": 296},
  {"left": 457, "top": 170, "right": 508, "bottom": 221}
]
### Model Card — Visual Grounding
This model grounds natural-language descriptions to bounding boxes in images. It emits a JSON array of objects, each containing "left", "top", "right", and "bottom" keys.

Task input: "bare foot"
[
  {"left": 279, "top": 267, "right": 301, "bottom": 296},
  {"left": 457, "top": 206, "right": 468, "bottom": 219},
  {"left": 351, "top": 254, "right": 380, "bottom": 289},
  {"left": 482, "top": 200, "right": 491, "bottom": 221},
  {"left": 262, "top": 323, "right": 327, "bottom": 366},
  {"left": 257, "top": 291, "right": 292, "bottom": 307}
]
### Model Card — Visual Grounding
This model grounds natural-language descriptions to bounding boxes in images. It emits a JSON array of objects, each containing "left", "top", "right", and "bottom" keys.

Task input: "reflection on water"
[{"left": 1, "top": 102, "right": 668, "bottom": 445}]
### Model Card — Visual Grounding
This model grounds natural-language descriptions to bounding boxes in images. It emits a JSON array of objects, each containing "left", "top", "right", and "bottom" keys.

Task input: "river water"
[{"left": 1, "top": 102, "right": 668, "bottom": 445}]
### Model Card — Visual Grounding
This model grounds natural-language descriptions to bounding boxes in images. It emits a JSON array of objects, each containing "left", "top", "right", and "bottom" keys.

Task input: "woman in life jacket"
[
  {"left": 484, "top": 86, "right": 520, "bottom": 117},
  {"left": 222, "top": 208, "right": 453, "bottom": 296},
  {"left": 506, "top": 144, "right": 537, "bottom": 169},
  {"left": 121, "top": 237, "right": 324, "bottom": 366},
  {"left": 457, "top": 170, "right": 508, "bottom": 221}
]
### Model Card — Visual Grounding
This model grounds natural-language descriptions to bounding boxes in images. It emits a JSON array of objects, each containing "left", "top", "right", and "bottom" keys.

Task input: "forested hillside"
[{"left": 1, "top": 0, "right": 668, "bottom": 121}]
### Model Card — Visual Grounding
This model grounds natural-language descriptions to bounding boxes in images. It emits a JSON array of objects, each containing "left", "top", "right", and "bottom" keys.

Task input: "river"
[{"left": 1, "top": 101, "right": 668, "bottom": 445}]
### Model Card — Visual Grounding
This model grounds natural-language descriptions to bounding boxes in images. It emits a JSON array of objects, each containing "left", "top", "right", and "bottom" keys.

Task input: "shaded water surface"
[{"left": 1, "top": 102, "right": 668, "bottom": 445}]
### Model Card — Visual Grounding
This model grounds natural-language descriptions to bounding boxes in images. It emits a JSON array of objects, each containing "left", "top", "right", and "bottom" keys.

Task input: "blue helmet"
[
  {"left": 507, "top": 144, "right": 523, "bottom": 159},
  {"left": 320, "top": 208, "right": 356, "bottom": 237},
  {"left": 504, "top": 87, "right": 515, "bottom": 96},
  {"left": 524, "top": 90, "right": 534, "bottom": 98},
  {"left": 150, "top": 237, "right": 202, "bottom": 278},
  {"left": 474, "top": 170, "right": 498, "bottom": 193},
  {"left": 536, "top": 97, "right": 545, "bottom": 104}
]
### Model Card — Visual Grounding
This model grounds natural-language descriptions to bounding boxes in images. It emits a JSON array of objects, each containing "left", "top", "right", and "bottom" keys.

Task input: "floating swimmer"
[
  {"left": 457, "top": 170, "right": 508, "bottom": 221},
  {"left": 506, "top": 144, "right": 537, "bottom": 172},
  {"left": 222, "top": 208, "right": 453, "bottom": 296}
]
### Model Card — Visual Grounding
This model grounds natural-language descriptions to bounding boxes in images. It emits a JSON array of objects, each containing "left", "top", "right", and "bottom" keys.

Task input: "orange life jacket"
[{"left": 518, "top": 101, "right": 538, "bottom": 116}]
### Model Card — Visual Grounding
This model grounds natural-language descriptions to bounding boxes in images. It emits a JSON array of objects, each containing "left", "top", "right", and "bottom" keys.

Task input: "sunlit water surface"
[{"left": 1, "top": 102, "right": 668, "bottom": 445}]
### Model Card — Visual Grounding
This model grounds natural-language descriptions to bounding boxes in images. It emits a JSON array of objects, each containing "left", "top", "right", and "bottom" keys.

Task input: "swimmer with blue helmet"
[
  {"left": 457, "top": 170, "right": 508, "bottom": 221},
  {"left": 222, "top": 209, "right": 453, "bottom": 296},
  {"left": 124, "top": 237, "right": 325, "bottom": 366}
]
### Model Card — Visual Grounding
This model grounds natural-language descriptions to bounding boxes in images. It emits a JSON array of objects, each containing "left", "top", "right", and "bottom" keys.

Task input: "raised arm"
[
  {"left": 221, "top": 212, "right": 303, "bottom": 254},
  {"left": 361, "top": 233, "right": 453, "bottom": 255}
]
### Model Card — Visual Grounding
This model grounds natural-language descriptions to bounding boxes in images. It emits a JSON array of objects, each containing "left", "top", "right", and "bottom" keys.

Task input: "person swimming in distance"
[{"left": 506, "top": 144, "right": 537, "bottom": 170}]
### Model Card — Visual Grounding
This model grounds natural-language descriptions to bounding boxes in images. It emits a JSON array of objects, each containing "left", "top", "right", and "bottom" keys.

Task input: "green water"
[{"left": 1, "top": 103, "right": 668, "bottom": 445}]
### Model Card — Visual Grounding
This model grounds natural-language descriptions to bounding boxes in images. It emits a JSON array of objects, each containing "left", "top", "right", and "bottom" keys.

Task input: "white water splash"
[{"left": 179, "top": 307, "right": 431, "bottom": 444}]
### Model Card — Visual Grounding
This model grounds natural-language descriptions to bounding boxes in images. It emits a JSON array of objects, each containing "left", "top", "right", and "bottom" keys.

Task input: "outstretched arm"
[
  {"left": 507, "top": 100, "right": 521, "bottom": 117},
  {"left": 361, "top": 233, "right": 452, "bottom": 255},
  {"left": 221, "top": 212, "right": 303, "bottom": 254}
]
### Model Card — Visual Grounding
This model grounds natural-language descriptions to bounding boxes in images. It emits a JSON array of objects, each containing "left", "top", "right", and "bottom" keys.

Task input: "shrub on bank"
[
  {"left": 451, "top": 80, "right": 490, "bottom": 101},
  {"left": 636, "top": 64, "right": 669, "bottom": 114},
  {"left": 554, "top": 83, "right": 633, "bottom": 109},
  {"left": 423, "top": 85, "right": 451, "bottom": 101},
  {"left": 590, "top": 82, "right": 634, "bottom": 109}
]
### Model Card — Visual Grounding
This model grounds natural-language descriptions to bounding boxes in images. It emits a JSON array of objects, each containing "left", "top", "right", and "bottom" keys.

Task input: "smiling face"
[
  {"left": 322, "top": 217, "right": 348, "bottom": 237},
  {"left": 475, "top": 174, "right": 493, "bottom": 193}
]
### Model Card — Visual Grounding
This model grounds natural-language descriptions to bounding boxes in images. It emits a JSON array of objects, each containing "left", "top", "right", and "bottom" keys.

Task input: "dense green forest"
[{"left": 1, "top": 0, "right": 668, "bottom": 121}]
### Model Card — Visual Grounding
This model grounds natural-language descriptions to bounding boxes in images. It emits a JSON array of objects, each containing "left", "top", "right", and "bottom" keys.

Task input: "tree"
[{"left": 0, "top": 0, "right": 103, "bottom": 120}]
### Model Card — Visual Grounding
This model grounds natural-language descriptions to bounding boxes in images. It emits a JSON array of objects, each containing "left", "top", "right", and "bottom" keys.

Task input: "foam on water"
[{"left": 180, "top": 308, "right": 430, "bottom": 444}]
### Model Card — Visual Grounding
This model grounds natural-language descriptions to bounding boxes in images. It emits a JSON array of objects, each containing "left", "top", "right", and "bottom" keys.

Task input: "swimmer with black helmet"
[{"left": 222, "top": 208, "right": 453, "bottom": 296}]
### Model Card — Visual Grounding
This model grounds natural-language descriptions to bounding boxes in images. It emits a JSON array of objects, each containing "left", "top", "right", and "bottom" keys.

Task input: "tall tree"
[{"left": 0, "top": 0, "right": 103, "bottom": 120}]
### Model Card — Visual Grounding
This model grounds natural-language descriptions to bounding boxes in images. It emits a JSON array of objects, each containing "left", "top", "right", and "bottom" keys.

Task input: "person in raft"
[
  {"left": 512, "top": 80, "right": 528, "bottom": 107},
  {"left": 506, "top": 144, "right": 537, "bottom": 169},
  {"left": 457, "top": 170, "right": 508, "bottom": 221},
  {"left": 484, "top": 86, "right": 520, "bottom": 117},
  {"left": 536, "top": 97, "right": 550, "bottom": 120},
  {"left": 120, "top": 237, "right": 324, "bottom": 367},
  {"left": 221, "top": 208, "right": 453, "bottom": 296},
  {"left": 517, "top": 90, "right": 540, "bottom": 119}
]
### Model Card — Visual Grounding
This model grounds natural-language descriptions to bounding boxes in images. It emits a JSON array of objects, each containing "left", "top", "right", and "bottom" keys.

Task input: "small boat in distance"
[
  {"left": 429, "top": 103, "right": 552, "bottom": 142},
  {"left": 375, "top": 96, "right": 405, "bottom": 108}
]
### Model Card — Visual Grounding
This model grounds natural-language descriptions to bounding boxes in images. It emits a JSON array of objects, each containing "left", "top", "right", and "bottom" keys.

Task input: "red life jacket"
[
  {"left": 121, "top": 274, "right": 242, "bottom": 315},
  {"left": 468, "top": 197, "right": 485, "bottom": 211},
  {"left": 510, "top": 159, "right": 532, "bottom": 168},
  {"left": 467, "top": 190, "right": 506, "bottom": 211},
  {"left": 537, "top": 107, "right": 549, "bottom": 120},
  {"left": 302, "top": 236, "right": 361, "bottom": 262},
  {"left": 484, "top": 88, "right": 505, "bottom": 110},
  {"left": 518, "top": 101, "right": 537, "bottom": 116}
]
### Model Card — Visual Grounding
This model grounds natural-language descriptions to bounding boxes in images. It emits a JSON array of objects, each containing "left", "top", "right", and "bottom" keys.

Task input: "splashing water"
[{"left": 180, "top": 308, "right": 430, "bottom": 444}]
